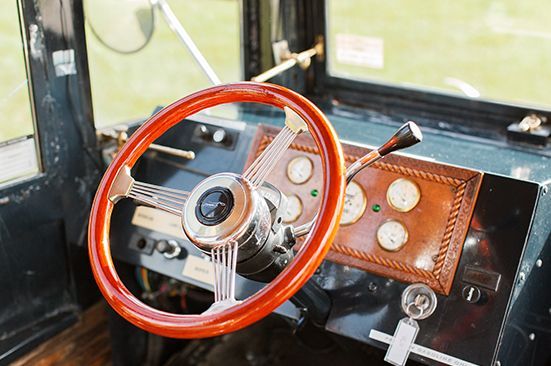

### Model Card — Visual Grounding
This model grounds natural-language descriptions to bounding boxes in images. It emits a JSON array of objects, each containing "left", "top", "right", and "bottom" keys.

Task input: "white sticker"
[
  {"left": 52, "top": 49, "right": 76, "bottom": 77},
  {"left": 182, "top": 255, "right": 214, "bottom": 286},
  {"left": 336, "top": 34, "right": 384, "bottom": 69},
  {"left": 370, "top": 329, "right": 480, "bottom": 366},
  {"left": 385, "top": 318, "right": 419, "bottom": 366},
  {"left": 0, "top": 137, "right": 39, "bottom": 184},
  {"left": 131, "top": 206, "right": 186, "bottom": 239}
]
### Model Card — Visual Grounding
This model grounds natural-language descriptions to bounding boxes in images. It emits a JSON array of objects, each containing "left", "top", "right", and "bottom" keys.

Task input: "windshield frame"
[{"left": 305, "top": 0, "right": 551, "bottom": 134}]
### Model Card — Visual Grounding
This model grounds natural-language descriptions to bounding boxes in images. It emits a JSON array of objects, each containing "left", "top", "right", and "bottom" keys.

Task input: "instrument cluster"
[
  {"left": 283, "top": 155, "right": 422, "bottom": 254},
  {"left": 247, "top": 125, "right": 481, "bottom": 295}
]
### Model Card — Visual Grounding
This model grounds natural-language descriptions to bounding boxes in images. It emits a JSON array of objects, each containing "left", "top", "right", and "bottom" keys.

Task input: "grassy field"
[
  {"left": 0, "top": 1, "right": 34, "bottom": 142},
  {"left": 86, "top": 0, "right": 241, "bottom": 128},
  {"left": 328, "top": 0, "right": 551, "bottom": 108},
  {"left": 1, "top": 0, "right": 550, "bottom": 141}
]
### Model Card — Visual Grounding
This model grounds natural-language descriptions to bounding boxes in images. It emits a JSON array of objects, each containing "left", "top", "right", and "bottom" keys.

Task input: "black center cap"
[{"left": 195, "top": 187, "right": 234, "bottom": 226}]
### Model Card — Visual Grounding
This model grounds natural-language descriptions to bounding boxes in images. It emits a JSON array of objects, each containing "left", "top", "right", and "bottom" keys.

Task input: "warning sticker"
[
  {"left": 335, "top": 34, "right": 384, "bottom": 69},
  {"left": 0, "top": 137, "right": 39, "bottom": 184}
]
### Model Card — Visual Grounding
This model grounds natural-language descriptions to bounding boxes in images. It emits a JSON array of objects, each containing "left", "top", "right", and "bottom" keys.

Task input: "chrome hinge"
[{"left": 507, "top": 113, "right": 550, "bottom": 147}]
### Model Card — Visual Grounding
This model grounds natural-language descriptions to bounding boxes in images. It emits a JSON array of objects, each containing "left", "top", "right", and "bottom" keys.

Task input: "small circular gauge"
[
  {"left": 287, "top": 156, "right": 313, "bottom": 184},
  {"left": 283, "top": 194, "right": 303, "bottom": 223},
  {"left": 341, "top": 181, "right": 367, "bottom": 225},
  {"left": 386, "top": 178, "right": 421, "bottom": 212},
  {"left": 377, "top": 220, "right": 409, "bottom": 252}
]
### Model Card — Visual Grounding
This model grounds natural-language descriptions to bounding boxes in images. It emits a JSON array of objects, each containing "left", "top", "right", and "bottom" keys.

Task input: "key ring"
[{"left": 406, "top": 302, "right": 425, "bottom": 320}]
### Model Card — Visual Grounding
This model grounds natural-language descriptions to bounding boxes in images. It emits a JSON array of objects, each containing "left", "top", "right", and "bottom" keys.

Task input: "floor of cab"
[
  {"left": 12, "top": 302, "right": 111, "bottom": 365},
  {"left": 11, "top": 301, "right": 422, "bottom": 366}
]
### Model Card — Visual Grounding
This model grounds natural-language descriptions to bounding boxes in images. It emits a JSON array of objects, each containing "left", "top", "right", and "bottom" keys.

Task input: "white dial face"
[
  {"left": 287, "top": 156, "right": 313, "bottom": 184},
  {"left": 377, "top": 220, "right": 409, "bottom": 252},
  {"left": 340, "top": 181, "right": 367, "bottom": 225},
  {"left": 283, "top": 194, "right": 303, "bottom": 223},
  {"left": 386, "top": 178, "right": 421, "bottom": 212}
]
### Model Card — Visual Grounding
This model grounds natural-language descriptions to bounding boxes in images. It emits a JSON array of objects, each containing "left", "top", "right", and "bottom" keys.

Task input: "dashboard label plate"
[
  {"left": 182, "top": 255, "right": 214, "bottom": 286},
  {"left": 131, "top": 206, "right": 186, "bottom": 239},
  {"left": 370, "top": 329, "right": 479, "bottom": 366}
]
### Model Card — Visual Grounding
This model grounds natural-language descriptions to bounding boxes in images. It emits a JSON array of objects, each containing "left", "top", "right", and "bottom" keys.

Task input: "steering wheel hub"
[{"left": 182, "top": 173, "right": 271, "bottom": 253}]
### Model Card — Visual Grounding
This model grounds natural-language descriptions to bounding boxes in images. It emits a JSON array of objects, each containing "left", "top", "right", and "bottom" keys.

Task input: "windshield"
[
  {"left": 327, "top": 0, "right": 551, "bottom": 110},
  {"left": 86, "top": 0, "right": 241, "bottom": 128}
]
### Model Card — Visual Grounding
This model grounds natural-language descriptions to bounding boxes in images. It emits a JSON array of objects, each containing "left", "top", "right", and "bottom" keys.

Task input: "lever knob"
[{"left": 378, "top": 121, "right": 423, "bottom": 157}]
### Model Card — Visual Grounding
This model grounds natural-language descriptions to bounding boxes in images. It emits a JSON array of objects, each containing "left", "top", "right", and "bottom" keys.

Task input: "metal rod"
[
  {"left": 99, "top": 130, "right": 195, "bottom": 160},
  {"left": 154, "top": 0, "right": 222, "bottom": 85},
  {"left": 146, "top": 142, "right": 195, "bottom": 160},
  {"left": 251, "top": 46, "right": 318, "bottom": 83}
]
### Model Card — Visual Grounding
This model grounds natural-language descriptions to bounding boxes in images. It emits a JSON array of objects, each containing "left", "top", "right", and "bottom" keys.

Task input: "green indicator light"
[
  {"left": 372, "top": 204, "right": 381, "bottom": 212},
  {"left": 310, "top": 189, "right": 319, "bottom": 197}
]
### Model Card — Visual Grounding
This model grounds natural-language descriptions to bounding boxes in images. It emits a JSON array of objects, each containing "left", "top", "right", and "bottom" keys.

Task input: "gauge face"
[
  {"left": 286, "top": 156, "right": 313, "bottom": 184},
  {"left": 377, "top": 220, "right": 408, "bottom": 252},
  {"left": 386, "top": 178, "right": 421, "bottom": 212},
  {"left": 340, "top": 181, "right": 367, "bottom": 225},
  {"left": 283, "top": 194, "right": 303, "bottom": 223}
]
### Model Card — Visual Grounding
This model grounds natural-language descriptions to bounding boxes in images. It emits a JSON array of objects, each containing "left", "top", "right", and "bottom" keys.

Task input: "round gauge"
[
  {"left": 386, "top": 178, "right": 421, "bottom": 212},
  {"left": 283, "top": 194, "right": 303, "bottom": 223},
  {"left": 340, "top": 181, "right": 367, "bottom": 225},
  {"left": 286, "top": 156, "right": 313, "bottom": 184},
  {"left": 377, "top": 220, "right": 409, "bottom": 252}
]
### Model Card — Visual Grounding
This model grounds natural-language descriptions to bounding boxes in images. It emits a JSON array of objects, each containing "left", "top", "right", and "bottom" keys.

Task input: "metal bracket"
[
  {"left": 251, "top": 36, "right": 324, "bottom": 83},
  {"left": 507, "top": 113, "right": 550, "bottom": 147}
]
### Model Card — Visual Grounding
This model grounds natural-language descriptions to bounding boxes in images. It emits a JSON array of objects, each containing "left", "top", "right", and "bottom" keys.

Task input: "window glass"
[
  {"left": 0, "top": 1, "right": 40, "bottom": 184},
  {"left": 86, "top": 0, "right": 241, "bottom": 128},
  {"left": 327, "top": 0, "right": 551, "bottom": 110}
]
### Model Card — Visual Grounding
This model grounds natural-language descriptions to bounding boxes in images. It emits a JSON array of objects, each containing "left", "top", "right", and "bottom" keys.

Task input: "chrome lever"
[
  {"left": 98, "top": 128, "right": 195, "bottom": 161},
  {"left": 294, "top": 121, "right": 423, "bottom": 238}
]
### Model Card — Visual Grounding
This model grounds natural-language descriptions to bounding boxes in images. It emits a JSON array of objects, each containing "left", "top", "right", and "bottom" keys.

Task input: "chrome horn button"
[
  {"left": 195, "top": 187, "right": 234, "bottom": 226},
  {"left": 182, "top": 173, "right": 271, "bottom": 253}
]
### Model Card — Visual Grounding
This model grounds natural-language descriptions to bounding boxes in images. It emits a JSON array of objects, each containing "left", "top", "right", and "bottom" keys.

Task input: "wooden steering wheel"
[{"left": 88, "top": 82, "right": 345, "bottom": 338}]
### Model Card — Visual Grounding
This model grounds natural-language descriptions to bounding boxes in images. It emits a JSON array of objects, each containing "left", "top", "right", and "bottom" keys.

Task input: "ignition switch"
[
  {"left": 155, "top": 239, "right": 182, "bottom": 259},
  {"left": 401, "top": 283, "right": 437, "bottom": 320}
]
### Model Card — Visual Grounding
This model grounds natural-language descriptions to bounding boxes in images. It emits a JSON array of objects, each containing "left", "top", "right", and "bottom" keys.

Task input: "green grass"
[
  {"left": 328, "top": 0, "right": 551, "bottom": 108},
  {"left": 86, "top": 0, "right": 241, "bottom": 128},
  {"left": 1, "top": 0, "right": 551, "bottom": 141},
  {"left": 0, "top": 1, "right": 34, "bottom": 142}
]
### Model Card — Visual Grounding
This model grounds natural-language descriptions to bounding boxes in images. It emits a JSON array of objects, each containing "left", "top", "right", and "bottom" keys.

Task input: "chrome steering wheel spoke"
[
  {"left": 243, "top": 107, "right": 307, "bottom": 188},
  {"left": 211, "top": 241, "right": 238, "bottom": 303},
  {"left": 108, "top": 166, "right": 189, "bottom": 216}
]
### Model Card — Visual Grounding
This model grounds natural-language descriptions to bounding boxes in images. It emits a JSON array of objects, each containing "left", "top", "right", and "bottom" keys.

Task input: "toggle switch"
[{"left": 155, "top": 239, "right": 182, "bottom": 259}]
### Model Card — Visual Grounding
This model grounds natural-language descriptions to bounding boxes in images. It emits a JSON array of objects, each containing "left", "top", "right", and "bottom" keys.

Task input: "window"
[
  {"left": 327, "top": 0, "right": 551, "bottom": 110},
  {"left": 0, "top": 1, "right": 40, "bottom": 184},
  {"left": 85, "top": 0, "right": 241, "bottom": 128}
]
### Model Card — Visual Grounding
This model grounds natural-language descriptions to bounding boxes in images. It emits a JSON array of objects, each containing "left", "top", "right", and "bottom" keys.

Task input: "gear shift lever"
[{"left": 294, "top": 121, "right": 423, "bottom": 238}]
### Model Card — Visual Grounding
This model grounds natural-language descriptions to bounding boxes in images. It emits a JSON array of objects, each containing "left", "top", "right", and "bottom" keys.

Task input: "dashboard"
[
  {"left": 108, "top": 113, "right": 545, "bottom": 366},
  {"left": 245, "top": 125, "right": 482, "bottom": 295}
]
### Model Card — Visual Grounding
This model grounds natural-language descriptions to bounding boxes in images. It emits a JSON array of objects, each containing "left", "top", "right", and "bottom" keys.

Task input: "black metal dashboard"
[{"left": 108, "top": 109, "right": 550, "bottom": 366}]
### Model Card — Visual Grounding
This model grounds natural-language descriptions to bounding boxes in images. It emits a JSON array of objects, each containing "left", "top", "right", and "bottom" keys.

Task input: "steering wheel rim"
[{"left": 88, "top": 82, "right": 345, "bottom": 338}]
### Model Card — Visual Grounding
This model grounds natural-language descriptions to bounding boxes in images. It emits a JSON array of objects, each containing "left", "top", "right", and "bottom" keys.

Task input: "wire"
[{"left": 141, "top": 267, "right": 152, "bottom": 292}]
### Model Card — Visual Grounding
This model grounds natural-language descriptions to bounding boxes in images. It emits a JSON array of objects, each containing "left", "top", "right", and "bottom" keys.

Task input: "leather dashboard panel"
[{"left": 244, "top": 125, "right": 483, "bottom": 295}]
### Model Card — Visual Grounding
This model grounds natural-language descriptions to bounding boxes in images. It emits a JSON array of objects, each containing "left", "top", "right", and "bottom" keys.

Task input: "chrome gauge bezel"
[
  {"left": 283, "top": 194, "right": 303, "bottom": 223},
  {"left": 386, "top": 178, "right": 421, "bottom": 213},
  {"left": 376, "top": 219, "right": 409, "bottom": 252},
  {"left": 286, "top": 155, "right": 314, "bottom": 184},
  {"left": 340, "top": 180, "right": 367, "bottom": 226}
]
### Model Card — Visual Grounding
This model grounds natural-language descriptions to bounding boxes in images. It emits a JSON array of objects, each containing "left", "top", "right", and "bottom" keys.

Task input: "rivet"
[
  {"left": 536, "top": 259, "right": 543, "bottom": 268},
  {"left": 529, "top": 333, "right": 535, "bottom": 341}
]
